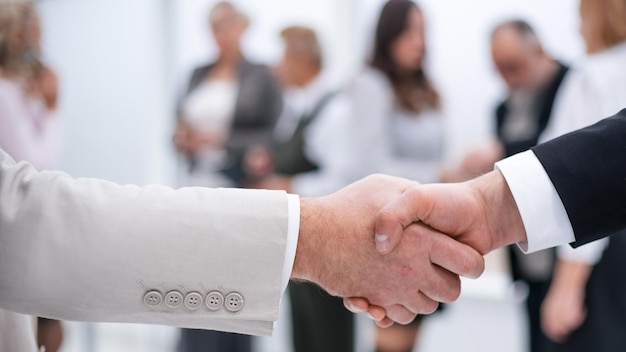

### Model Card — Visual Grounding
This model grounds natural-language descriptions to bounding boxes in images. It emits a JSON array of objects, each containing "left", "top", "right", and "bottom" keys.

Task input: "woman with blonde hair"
[
  {"left": 539, "top": 0, "right": 626, "bottom": 350},
  {"left": 0, "top": 1, "right": 62, "bottom": 170},
  {"left": 0, "top": 2, "right": 64, "bottom": 352},
  {"left": 174, "top": 1, "right": 281, "bottom": 189}
]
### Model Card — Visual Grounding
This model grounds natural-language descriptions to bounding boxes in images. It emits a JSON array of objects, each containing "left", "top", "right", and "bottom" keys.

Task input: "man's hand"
[
  {"left": 541, "top": 260, "right": 590, "bottom": 342},
  {"left": 344, "top": 170, "right": 526, "bottom": 324},
  {"left": 374, "top": 169, "right": 527, "bottom": 256},
  {"left": 291, "top": 175, "right": 485, "bottom": 324}
]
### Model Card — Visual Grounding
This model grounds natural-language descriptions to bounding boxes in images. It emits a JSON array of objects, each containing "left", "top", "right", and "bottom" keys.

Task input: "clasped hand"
[
  {"left": 292, "top": 175, "right": 489, "bottom": 325},
  {"left": 340, "top": 170, "right": 527, "bottom": 326}
]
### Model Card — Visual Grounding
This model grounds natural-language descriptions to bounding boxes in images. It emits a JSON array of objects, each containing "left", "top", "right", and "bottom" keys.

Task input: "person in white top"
[
  {"left": 341, "top": 1, "right": 446, "bottom": 350},
  {"left": 536, "top": 0, "right": 626, "bottom": 349},
  {"left": 0, "top": 3, "right": 64, "bottom": 351}
]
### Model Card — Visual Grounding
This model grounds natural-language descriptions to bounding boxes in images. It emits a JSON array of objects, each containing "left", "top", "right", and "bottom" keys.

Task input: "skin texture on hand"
[
  {"left": 541, "top": 259, "right": 590, "bottom": 342},
  {"left": 374, "top": 168, "right": 526, "bottom": 255},
  {"left": 291, "top": 175, "right": 485, "bottom": 324},
  {"left": 345, "top": 169, "right": 526, "bottom": 324}
]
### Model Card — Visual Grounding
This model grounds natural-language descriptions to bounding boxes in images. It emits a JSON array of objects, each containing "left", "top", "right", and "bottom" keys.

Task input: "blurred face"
[
  {"left": 276, "top": 50, "right": 316, "bottom": 87},
  {"left": 491, "top": 28, "right": 544, "bottom": 90},
  {"left": 210, "top": 14, "right": 245, "bottom": 56},
  {"left": 8, "top": 11, "right": 41, "bottom": 58},
  {"left": 390, "top": 8, "right": 425, "bottom": 71},
  {"left": 276, "top": 51, "right": 300, "bottom": 87}
]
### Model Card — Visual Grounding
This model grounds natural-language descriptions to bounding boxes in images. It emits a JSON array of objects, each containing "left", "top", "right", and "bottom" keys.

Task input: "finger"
[
  {"left": 375, "top": 186, "right": 434, "bottom": 254},
  {"left": 398, "top": 290, "right": 440, "bottom": 318},
  {"left": 344, "top": 298, "right": 388, "bottom": 322},
  {"left": 384, "top": 304, "right": 418, "bottom": 325},
  {"left": 375, "top": 317, "right": 394, "bottom": 328},
  {"left": 425, "top": 226, "right": 485, "bottom": 279},
  {"left": 418, "top": 264, "right": 462, "bottom": 303},
  {"left": 366, "top": 305, "right": 387, "bottom": 322},
  {"left": 343, "top": 297, "right": 368, "bottom": 313}
]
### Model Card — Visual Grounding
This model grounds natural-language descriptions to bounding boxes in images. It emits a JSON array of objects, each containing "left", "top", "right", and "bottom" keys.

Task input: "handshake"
[{"left": 291, "top": 170, "right": 528, "bottom": 326}]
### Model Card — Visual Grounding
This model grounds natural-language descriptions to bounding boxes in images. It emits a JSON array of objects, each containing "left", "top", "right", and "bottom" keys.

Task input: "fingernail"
[
  {"left": 347, "top": 301, "right": 365, "bottom": 313},
  {"left": 367, "top": 312, "right": 378, "bottom": 321},
  {"left": 375, "top": 233, "right": 389, "bottom": 252}
]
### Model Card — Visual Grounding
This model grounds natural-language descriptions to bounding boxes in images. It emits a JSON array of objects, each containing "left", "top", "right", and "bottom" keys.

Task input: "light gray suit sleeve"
[{"left": 0, "top": 149, "right": 290, "bottom": 336}]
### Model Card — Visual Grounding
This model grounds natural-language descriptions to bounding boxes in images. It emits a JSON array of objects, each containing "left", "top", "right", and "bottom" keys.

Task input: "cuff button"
[
  {"left": 184, "top": 292, "right": 203, "bottom": 310},
  {"left": 206, "top": 291, "right": 225, "bottom": 311},
  {"left": 225, "top": 292, "right": 244, "bottom": 313},
  {"left": 143, "top": 290, "right": 163, "bottom": 308}
]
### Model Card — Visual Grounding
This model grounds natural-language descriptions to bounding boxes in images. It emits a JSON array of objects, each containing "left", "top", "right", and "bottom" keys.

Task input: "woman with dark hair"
[{"left": 342, "top": 1, "right": 446, "bottom": 351}]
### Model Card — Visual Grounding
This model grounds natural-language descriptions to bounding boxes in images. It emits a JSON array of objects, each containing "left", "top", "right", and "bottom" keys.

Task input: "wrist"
[
  {"left": 291, "top": 198, "right": 327, "bottom": 283},
  {"left": 470, "top": 169, "right": 527, "bottom": 251}
]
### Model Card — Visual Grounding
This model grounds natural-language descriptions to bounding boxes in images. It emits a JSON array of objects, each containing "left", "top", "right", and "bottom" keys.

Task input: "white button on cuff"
[
  {"left": 164, "top": 291, "right": 184, "bottom": 309},
  {"left": 225, "top": 292, "right": 244, "bottom": 313},
  {"left": 184, "top": 292, "right": 203, "bottom": 310},
  {"left": 143, "top": 290, "right": 163, "bottom": 308},
  {"left": 206, "top": 291, "right": 225, "bottom": 311}
]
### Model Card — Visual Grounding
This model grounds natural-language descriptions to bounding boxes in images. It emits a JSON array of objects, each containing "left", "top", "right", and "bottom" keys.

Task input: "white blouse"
[
  {"left": 182, "top": 79, "right": 238, "bottom": 137},
  {"left": 179, "top": 79, "right": 238, "bottom": 187},
  {"left": 341, "top": 67, "right": 445, "bottom": 184}
]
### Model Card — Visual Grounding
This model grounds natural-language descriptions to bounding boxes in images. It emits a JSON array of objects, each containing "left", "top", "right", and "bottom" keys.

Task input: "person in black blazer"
[
  {"left": 493, "top": 21, "right": 568, "bottom": 352},
  {"left": 445, "top": 20, "right": 569, "bottom": 352}
]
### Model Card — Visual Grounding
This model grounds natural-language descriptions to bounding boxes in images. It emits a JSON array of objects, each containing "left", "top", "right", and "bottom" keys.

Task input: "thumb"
[{"left": 375, "top": 186, "right": 433, "bottom": 254}]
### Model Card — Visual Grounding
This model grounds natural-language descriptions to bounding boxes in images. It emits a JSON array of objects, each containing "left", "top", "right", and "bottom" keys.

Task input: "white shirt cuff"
[
  {"left": 281, "top": 194, "right": 300, "bottom": 294},
  {"left": 495, "top": 150, "right": 575, "bottom": 253}
]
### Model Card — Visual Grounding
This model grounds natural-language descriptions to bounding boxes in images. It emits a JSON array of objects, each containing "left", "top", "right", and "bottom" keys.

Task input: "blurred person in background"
[
  {"left": 174, "top": 2, "right": 281, "bottom": 352},
  {"left": 252, "top": 26, "right": 354, "bottom": 352},
  {"left": 445, "top": 20, "right": 570, "bottom": 352},
  {"left": 341, "top": 1, "right": 446, "bottom": 351},
  {"left": 537, "top": 0, "right": 626, "bottom": 350},
  {"left": 173, "top": 1, "right": 281, "bottom": 190},
  {"left": 0, "top": 2, "right": 64, "bottom": 352}
]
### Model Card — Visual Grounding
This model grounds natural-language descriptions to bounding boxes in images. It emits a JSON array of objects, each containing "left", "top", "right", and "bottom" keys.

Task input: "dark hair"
[{"left": 370, "top": 0, "right": 440, "bottom": 113}]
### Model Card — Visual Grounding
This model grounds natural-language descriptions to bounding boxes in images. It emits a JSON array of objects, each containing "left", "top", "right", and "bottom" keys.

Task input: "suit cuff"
[
  {"left": 282, "top": 195, "right": 300, "bottom": 293},
  {"left": 495, "top": 150, "right": 575, "bottom": 253}
]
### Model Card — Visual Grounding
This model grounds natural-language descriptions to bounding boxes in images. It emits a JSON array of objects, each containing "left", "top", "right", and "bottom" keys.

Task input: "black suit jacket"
[
  {"left": 532, "top": 109, "right": 626, "bottom": 247},
  {"left": 496, "top": 62, "right": 569, "bottom": 156}
]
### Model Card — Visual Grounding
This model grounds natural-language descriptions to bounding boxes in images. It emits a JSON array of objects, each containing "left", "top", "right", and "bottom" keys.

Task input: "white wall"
[{"left": 39, "top": 0, "right": 173, "bottom": 185}]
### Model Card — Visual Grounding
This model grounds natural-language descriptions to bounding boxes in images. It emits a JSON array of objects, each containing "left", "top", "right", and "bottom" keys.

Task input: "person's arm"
[
  {"left": 532, "top": 109, "right": 626, "bottom": 246},
  {"left": 0, "top": 149, "right": 292, "bottom": 336},
  {"left": 345, "top": 110, "right": 626, "bottom": 323},
  {"left": 541, "top": 259, "right": 591, "bottom": 342},
  {"left": 0, "top": 150, "right": 484, "bottom": 332}
]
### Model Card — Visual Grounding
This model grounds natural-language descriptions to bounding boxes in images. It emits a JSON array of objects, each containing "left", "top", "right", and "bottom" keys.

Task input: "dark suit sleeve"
[{"left": 531, "top": 109, "right": 626, "bottom": 247}]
